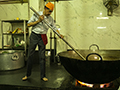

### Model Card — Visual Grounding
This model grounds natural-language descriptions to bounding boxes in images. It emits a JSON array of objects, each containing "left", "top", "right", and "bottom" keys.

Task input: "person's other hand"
[{"left": 59, "top": 34, "right": 64, "bottom": 39}]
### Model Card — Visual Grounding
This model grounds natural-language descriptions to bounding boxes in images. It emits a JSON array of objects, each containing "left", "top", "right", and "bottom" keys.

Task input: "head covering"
[{"left": 45, "top": 2, "right": 54, "bottom": 11}]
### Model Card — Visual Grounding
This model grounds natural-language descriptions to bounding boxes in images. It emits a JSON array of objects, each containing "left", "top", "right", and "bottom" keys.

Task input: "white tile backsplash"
[{"left": 1, "top": 0, "right": 120, "bottom": 53}]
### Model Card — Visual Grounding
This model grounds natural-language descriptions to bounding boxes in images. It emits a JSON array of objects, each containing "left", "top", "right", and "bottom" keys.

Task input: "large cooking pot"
[
  {"left": 0, "top": 50, "right": 25, "bottom": 71},
  {"left": 58, "top": 50, "right": 120, "bottom": 84}
]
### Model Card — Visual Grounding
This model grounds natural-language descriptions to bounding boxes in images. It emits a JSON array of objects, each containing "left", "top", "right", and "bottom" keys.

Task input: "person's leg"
[
  {"left": 22, "top": 32, "right": 38, "bottom": 80},
  {"left": 38, "top": 35, "right": 48, "bottom": 81}
]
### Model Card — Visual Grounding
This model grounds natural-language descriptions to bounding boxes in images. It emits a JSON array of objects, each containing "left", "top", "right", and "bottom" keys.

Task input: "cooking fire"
[{"left": 75, "top": 80, "right": 115, "bottom": 88}]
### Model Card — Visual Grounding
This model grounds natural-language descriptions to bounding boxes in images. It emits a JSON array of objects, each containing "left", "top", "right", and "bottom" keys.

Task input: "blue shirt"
[{"left": 28, "top": 11, "right": 58, "bottom": 34}]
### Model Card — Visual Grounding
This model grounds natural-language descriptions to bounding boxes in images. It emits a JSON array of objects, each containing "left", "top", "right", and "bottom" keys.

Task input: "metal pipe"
[
  {"left": 29, "top": 7, "right": 86, "bottom": 60},
  {"left": 23, "top": 20, "right": 26, "bottom": 56},
  {"left": 54, "top": 34, "right": 57, "bottom": 62},
  {"left": 53, "top": 1, "right": 56, "bottom": 63},
  {"left": 50, "top": 30, "right": 53, "bottom": 63},
  {"left": 1, "top": 21, "right": 3, "bottom": 50}
]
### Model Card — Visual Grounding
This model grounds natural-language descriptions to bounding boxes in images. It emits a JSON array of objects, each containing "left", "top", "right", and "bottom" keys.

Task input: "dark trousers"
[{"left": 26, "top": 32, "right": 46, "bottom": 78}]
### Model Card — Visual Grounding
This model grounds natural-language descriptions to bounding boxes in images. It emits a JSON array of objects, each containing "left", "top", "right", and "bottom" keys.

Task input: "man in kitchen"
[{"left": 22, "top": 2, "right": 63, "bottom": 81}]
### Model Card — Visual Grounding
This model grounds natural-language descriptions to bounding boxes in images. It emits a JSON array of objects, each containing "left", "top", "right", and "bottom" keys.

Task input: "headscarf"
[{"left": 45, "top": 2, "right": 54, "bottom": 11}]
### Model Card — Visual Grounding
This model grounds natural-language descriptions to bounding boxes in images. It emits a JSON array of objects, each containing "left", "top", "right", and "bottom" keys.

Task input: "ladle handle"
[
  {"left": 30, "top": 7, "right": 86, "bottom": 60},
  {"left": 61, "top": 38, "right": 86, "bottom": 60}
]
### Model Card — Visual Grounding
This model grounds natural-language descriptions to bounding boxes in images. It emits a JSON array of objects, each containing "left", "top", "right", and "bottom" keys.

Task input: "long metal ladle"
[{"left": 30, "top": 7, "right": 86, "bottom": 60}]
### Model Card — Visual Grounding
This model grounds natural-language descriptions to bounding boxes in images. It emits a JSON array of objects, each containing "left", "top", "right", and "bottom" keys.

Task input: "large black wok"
[{"left": 58, "top": 50, "right": 120, "bottom": 84}]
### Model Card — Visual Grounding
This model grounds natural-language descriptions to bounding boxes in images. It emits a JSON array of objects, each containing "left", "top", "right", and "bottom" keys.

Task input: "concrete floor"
[
  {"left": 0, "top": 62, "right": 71, "bottom": 89},
  {"left": 0, "top": 61, "right": 120, "bottom": 90}
]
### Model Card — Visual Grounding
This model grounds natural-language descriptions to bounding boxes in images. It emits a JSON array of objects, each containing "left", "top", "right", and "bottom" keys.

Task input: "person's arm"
[
  {"left": 27, "top": 15, "right": 44, "bottom": 27},
  {"left": 27, "top": 20, "right": 40, "bottom": 27}
]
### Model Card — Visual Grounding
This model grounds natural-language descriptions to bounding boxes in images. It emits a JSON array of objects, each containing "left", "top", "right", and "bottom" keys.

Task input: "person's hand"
[
  {"left": 38, "top": 15, "right": 44, "bottom": 22},
  {"left": 59, "top": 34, "right": 64, "bottom": 39}
]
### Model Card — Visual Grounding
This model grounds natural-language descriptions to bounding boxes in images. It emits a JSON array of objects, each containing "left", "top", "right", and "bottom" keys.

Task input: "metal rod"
[
  {"left": 54, "top": 1, "right": 57, "bottom": 63},
  {"left": 50, "top": 31, "right": 52, "bottom": 63},
  {"left": 1, "top": 21, "right": 3, "bottom": 50},
  {"left": 29, "top": 7, "right": 86, "bottom": 60},
  {"left": 23, "top": 20, "right": 26, "bottom": 57}
]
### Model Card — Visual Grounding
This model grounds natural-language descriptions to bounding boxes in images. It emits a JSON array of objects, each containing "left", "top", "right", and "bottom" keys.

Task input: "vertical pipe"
[
  {"left": 24, "top": 20, "right": 26, "bottom": 56},
  {"left": 54, "top": 1, "right": 56, "bottom": 20},
  {"left": 54, "top": 34, "right": 57, "bottom": 63},
  {"left": 1, "top": 21, "right": 3, "bottom": 50},
  {"left": 28, "top": 0, "right": 30, "bottom": 19},
  {"left": 50, "top": 31, "right": 52, "bottom": 63},
  {"left": 11, "top": 23, "right": 14, "bottom": 48},
  {"left": 39, "top": 0, "right": 40, "bottom": 11},
  {"left": 39, "top": 0, "right": 44, "bottom": 11},
  {"left": 53, "top": 1, "right": 57, "bottom": 63},
  {"left": 49, "top": 1, "right": 55, "bottom": 63}
]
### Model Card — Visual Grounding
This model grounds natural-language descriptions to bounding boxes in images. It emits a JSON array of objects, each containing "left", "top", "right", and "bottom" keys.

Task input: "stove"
[{"left": 60, "top": 75, "right": 119, "bottom": 90}]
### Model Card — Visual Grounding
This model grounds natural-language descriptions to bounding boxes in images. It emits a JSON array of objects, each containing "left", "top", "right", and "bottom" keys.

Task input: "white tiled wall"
[
  {"left": 0, "top": 0, "right": 120, "bottom": 54},
  {"left": 56, "top": 0, "right": 120, "bottom": 52}
]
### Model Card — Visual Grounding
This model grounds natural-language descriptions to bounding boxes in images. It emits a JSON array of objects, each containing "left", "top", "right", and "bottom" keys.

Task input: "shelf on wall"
[
  {"left": 1, "top": 19, "right": 29, "bottom": 56},
  {"left": 3, "top": 33, "right": 29, "bottom": 35},
  {"left": 3, "top": 45, "right": 27, "bottom": 50},
  {"left": 2, "top": 19, "right": 28, "bottom": 23}
]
